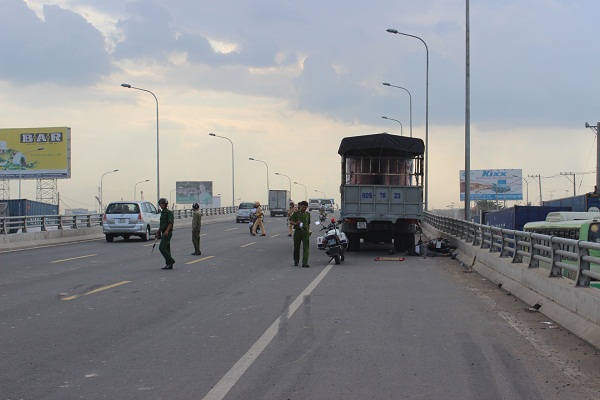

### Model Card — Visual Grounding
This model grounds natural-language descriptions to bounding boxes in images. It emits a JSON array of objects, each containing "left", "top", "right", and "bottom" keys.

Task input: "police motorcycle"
[{"left": 316, "top": 218, "right": 348, "bottom": 265}]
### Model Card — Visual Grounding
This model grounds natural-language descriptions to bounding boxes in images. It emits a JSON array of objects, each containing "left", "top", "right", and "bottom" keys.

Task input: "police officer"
[
  {"left": 191, "top": 202, "right": 202, "bottom": 255},
  {"left": 156, "top": 198, "right": 175, "bottom": 269},
  {"left": 251, "top": 201, "right": 266, "bottom": 236},
  {"left": 290, "top": 200, "right": 311, "bottom": 267},
  {"left": 287, "top": 200, "right": 298, "bottom": 237}
]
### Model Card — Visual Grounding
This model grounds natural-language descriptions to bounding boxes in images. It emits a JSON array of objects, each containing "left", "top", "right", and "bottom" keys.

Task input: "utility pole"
[
  {"left": 584, "top": 122, "right": 600, "bottom": 193},
  {"left": 528, "top": 174, "right": 543, "bottom": 205},
  {"left": 560, "top": 172, "right": 576, "bottom": 197}
]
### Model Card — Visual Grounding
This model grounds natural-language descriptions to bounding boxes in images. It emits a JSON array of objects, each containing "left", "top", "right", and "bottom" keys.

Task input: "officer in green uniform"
[
  {"left": 191, "top": 202, "right": 202, "bottom": 255},
  {"left": 156, "top": 198, "right": 175, "bottom": 269},
  {"left": 290, "top": 200, "right": 311, "bottom": 267}
]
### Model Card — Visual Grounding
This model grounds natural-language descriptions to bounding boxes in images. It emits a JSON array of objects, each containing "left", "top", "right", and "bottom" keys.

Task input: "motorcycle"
[
  {"left": 319, "top": 211, "right": 327, "bottom": 223},
  {"left": 316, "top": 218, "right": 348, "bottom": 265}
]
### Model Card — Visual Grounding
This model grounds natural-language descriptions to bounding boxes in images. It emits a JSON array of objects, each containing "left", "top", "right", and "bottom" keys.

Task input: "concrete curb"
[
  {"left": 423, "top": 223, "right": 600, "bottom": 350},
  {"left": 0, "top": 214, "right": 235, "bottom": 252}
]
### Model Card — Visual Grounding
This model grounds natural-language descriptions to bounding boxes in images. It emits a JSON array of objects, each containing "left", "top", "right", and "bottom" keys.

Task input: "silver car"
[
  {"left": 103, "top": 201, "right": 161, "bottom": 242},
  {"left": 236, "top": 202, "right": 255, "bottom": 223}
]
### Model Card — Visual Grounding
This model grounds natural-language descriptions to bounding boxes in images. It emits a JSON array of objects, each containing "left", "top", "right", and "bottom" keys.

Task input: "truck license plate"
[{"left": 357, "top": 222, "right": 367, "bottom": 229}]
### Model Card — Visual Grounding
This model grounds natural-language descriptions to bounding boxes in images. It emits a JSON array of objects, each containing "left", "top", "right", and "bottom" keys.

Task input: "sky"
[{"left": 1, "top": 0, "right": 599, "bottom": 212}]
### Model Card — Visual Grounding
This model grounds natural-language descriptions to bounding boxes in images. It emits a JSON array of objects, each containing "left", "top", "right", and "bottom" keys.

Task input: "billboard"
[
  {"left": 0, "top": 127, "right": 71, "bottom": 179},
  {"left": 176, "top": 181, "right": 213, "bottom": 206},
  {"left": 460, "top": 169, "right": 523, "bottom": 201}
]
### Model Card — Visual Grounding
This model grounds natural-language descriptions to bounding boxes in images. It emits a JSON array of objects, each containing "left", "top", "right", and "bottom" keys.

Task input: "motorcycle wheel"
[
  {"left": 341, "top": 253, "right": 345, "bottom": 262},
  {"left": 334, "top": 255, "right": 341, "bottom": 265}
]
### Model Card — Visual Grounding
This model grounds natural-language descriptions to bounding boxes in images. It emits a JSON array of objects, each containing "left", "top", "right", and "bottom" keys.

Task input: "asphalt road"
[{"left": 2, "top": 212, "right": 600, "bottom": 400}]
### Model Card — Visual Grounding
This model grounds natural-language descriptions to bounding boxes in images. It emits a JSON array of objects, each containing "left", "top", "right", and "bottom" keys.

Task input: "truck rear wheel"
[{"left": 348, "top": 234, "right": 361, "bottom": 252}]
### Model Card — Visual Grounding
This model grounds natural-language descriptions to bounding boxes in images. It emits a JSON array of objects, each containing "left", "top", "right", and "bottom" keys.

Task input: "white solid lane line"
[{"left": 201, "top": 263, "right": 334, "bottom": 400}]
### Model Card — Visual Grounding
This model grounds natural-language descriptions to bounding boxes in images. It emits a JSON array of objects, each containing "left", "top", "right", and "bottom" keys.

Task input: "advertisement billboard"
[
  {"left": 0, "top": 127, "right": 71, "bottom": 179},
  {"left": 176, "top": 181, "right": 213, "bottom": 206},
  {"left": 460, "top": 169, "right": 523, "bottom": 201}
]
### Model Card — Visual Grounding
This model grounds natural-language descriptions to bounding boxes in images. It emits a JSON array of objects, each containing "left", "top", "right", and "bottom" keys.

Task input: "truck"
[
  {"left": 542, "top": 192, "right": 600, "bottom": 212},
  {"left": 482, "top": 205, "right": 572, "bottom": 232},
  {"left": 338, "top": 133, "right": 424, "bottom": 252},
  {"left": 268, "top": 189, "right": 291, "bottom": 217}
]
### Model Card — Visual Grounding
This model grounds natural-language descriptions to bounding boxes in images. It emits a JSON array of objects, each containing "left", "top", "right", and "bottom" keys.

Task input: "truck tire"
[
  {"left": 393, "top": 234, "right": 403, "bottom": 252},
  {"left": 348, "top": 234, "right": 361, "bottom": 252}
]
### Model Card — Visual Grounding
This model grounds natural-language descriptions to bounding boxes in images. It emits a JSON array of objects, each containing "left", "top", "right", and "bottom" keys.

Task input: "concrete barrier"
[
  {"left": 423, "top": 222, "right": 600, "bottom": 350},
  {"left": 0, "top": 214, "right": 235, "bottom": 251}
]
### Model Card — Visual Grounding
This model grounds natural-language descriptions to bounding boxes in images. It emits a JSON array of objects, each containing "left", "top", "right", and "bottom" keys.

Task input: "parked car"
[
  {"left": 103, "top": 201, "right": 161, "bottom": 242},
  {"left": 308, "top": 199, "right": 321, "bottom": 211},
  {"left": 321, "top": 199, "right": 334, "bottom": 212},
  {"left": 236, "top": 202, "right": 255, "bottom": 223}
]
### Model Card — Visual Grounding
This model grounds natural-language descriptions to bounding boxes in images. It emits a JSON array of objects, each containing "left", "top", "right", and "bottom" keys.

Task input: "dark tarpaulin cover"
[{"left": 338, "top": 133, "right": 425, "bottom": 157}]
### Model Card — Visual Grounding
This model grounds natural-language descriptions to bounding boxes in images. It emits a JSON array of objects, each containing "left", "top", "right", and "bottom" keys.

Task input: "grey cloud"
[
  {"left": 113, "top": 0, "right": 287, "bottom": 68},
  {"left": 0, "top": 0, "right": 113, "bottom": 86}
]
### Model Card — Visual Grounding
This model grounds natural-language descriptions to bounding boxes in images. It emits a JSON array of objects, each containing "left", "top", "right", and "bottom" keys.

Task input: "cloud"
[{"left": 0, "top": 0, "right": 113, "bottom": 86}]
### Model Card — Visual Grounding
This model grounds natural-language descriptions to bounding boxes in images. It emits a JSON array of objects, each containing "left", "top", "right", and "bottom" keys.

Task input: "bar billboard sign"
[
  {"left": 460, "top": 169, "right": 523, "bottom": 201},
  {"left": 0, "top": 127, "right": 71, "bottom": 179}
]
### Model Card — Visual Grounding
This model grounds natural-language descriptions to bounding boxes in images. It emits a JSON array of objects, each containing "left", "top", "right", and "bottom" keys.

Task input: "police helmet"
[
  {"left": 158, "top": 198, "right": 168, "bottom": 205},
  {"left": 192, "top": 202, "right": 200, "bottom": 209}
]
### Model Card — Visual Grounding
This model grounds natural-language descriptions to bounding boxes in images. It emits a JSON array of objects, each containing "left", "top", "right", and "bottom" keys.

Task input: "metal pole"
[
  {"left": 249, "top": 158, "right": 269, "bottom": 204},
  {"left": 100, "top": 169, "right": 118, "bottom": 211},
  {"left": 276, "top": 173, "right": 292, "bottom": 196},
  {"left": 464, "top": 0, "right": 471, "bottom": 220},
  {"left": 597, "top": 123, "right": 600, "bottom": 193},
  {"left": 121, "top": 84, "right": 160, "bottom": 202},
  {"left": 386, "top": 29, "right": 429, "bottom": 210},
  {"left": 209, "top": 133, "right": 235, "bottom": 208},
  {"left": 134, "top": 179, "right": 149, "bottom": 200},
  {"left": 381, "top": 116, "right": 403, "bottom": 136},
  {"left": 383, "top": 83, "right": 413, "bottom": 138}
]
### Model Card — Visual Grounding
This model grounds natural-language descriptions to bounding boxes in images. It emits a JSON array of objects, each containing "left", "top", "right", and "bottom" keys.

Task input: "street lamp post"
[
  {"left": 170, "top": 188, "right": 176, "bottom": 206},
  {"left": 134, "top": 179, "right": 150, "bottom": 200},
  {"left": 386, "top": 29, "right": 429, "bottom": 210},
  {"left": 294, "top": 182, "right": 307, "bottom": 200},
  {"left": 121, "top": 83, "right": 160, "bottom": 202},
  {"left": 314, "top": 189, "right": 326, "bottom": 198},
  {"left": 209, "top": 133, "right": 235, "bottom": 208},
  {"left": 249, "top": 158, "right": 269, "bottom": 204},
  {"left": 382, "top": 83, "right": 412, "bottom": 137},
  {"left": 275, "top": 172, "right": 292, "bottom": 196},
  {"left": 100, "top": 169, "right": 119, "bottom": 211},
  {"left": 381, "top": 116, "right": 403, "bottom": 136},
  {"left": 18, "top": 147, "right": 44, "bottom": 200}
]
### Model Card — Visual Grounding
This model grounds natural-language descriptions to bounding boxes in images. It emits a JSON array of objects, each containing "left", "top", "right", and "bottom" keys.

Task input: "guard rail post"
[
  {"left": 550, "top": 239, "right": 563, "bottom": 277},
  {"left": 499, "top": 230, "right": 511, "bottom": 258},
  {"left": 576, "top": 242, "right": 592, "bottom": 287},
  {"left": 21, "top": 216, "right": 28, "bottom": 233},
  {"left": 58, "top": 215, "right": 64, "bottom": 230}
]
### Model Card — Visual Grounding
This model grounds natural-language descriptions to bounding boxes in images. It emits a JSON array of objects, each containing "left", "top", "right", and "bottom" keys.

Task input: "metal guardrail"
[
  {"left": 424, "top": 211, "right": 600, "bottom": 288},
  {"left": 0, "top": 206, "right": 239, "bottom": 235}
]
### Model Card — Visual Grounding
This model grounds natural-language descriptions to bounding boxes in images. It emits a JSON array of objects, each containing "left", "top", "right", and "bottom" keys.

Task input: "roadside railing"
[
  {"left": 424, "top": 211, "right": 600, "bottom": 288},
  {"left": 0, "top": 206, "right": 240, "bottom": 235}
]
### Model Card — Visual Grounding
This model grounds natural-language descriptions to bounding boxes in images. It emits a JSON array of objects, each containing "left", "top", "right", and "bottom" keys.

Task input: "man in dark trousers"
[
  {"left": 156, "top": 198, "right": 175, "bottom": 269},
  {"left": 290, "top": 200, "right": 311, "bottom": 267},
  {"left": 191, "top": 202, "right": 202, "bottom": 255}
]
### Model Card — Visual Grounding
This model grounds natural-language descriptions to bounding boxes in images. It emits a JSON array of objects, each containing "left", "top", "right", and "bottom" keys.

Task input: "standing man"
[
  {"left": 290, "top": 200, "right": 311, "bottom": 267},
  {"left": 287, "top": 200, "right": 297, "bottom": 237},
  {"left": 191, "top": 202, "right": 202, "bottom": 255},
  {"left": 156, "top": 198, "right": 175, "bottom": 270},
  {"left": 251, "top": 201, "right": 266, "bottom": 236}
]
